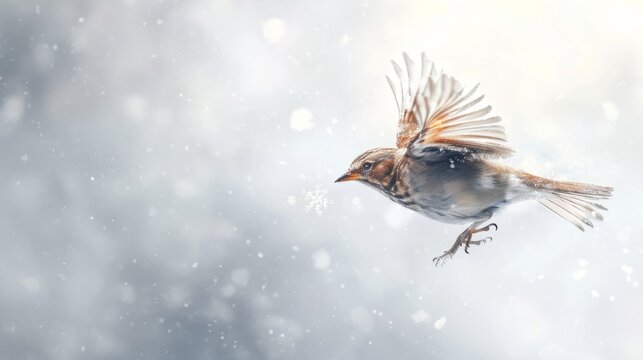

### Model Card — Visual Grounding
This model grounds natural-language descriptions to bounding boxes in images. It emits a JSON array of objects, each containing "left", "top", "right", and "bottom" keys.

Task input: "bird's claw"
[
  {"left": 432, "top": 252, "right": 452, "bottom": 267},
  {"left": 473, "top": 223, "right": 498, "bottom": 233},
  {"left": 467, "top": 236, "right": 493, "bottom": 246},
  {"left": 434, "top": 221, "right": 499, "bottom": 266}
]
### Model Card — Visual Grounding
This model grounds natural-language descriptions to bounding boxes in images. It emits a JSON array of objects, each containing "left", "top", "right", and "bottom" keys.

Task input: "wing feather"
[
  {"left": 386, "top": 75, "right": 401, "bottom": 115},
  {"left": 389, "top": 53, "right": 514, "bottom": 159}
]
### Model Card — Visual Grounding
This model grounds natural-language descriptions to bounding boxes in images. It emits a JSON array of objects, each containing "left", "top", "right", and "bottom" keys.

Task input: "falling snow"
[
  {"left": 434, "top": 317, "right": 447, "bottom": 330},
  {"left": 262, "top": 18, "right": 286, "bottom": 43},
  {"left": 1, "top": 2, "right": 638, "bottom": 359},
  {"left": 302, "top": 185, "right": 332, "bottom": 216},
  {"left": 411, "top": 310, "right": 429, "bottom": 323},
  {"left": 573, "top": 268, "right": 587, "bottom": 281},
  {"left": 312, "top": 249, "right": 331, "bottom": 270},
  {"left": 621, "top": 265, "right": 633, "bottom": 275},
  {"left": 290, "top": 108, "right": 314, "bottom": 131},
  {"left": 601, "top": 101, "right": 619, "bottom": 122},
  {"left": 573, "top": 258, "right": 589, "bottom": 280}
]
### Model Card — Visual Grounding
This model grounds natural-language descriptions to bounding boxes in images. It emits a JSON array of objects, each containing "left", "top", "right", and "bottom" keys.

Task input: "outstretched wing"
[{"left": 387, "top": 53, "right": 514, "bottom": 160}]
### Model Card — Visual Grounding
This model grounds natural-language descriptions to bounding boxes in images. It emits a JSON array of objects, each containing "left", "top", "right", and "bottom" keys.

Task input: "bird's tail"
[{"left": 516, "top": 171, "right": 613, "bottom": 231}]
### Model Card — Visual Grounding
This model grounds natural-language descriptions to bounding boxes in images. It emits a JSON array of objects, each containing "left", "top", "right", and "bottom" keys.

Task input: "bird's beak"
[{"left": 335, "top": 171, "right": 360, "bottom": 183}]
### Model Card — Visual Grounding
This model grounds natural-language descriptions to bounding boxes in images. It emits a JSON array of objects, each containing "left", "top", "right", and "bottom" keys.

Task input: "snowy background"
[{"left": 1, "top": 0, "right": 642, "bottom": 359}]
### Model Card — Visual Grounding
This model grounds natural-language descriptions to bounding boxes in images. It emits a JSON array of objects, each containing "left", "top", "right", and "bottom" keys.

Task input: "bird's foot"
[
  {"left": 433, "top": 230, "right": 472, "bottom": 266},
  {"left": 432, "top": 251, "right": 454, "bottom": 267},
  {"left": 464, "top": 223, "right": 498, "bottom": 254},
  {"left": 472, "top": 223, "right": 498, "bottom": 234},
  {"left": 433, "top": 223, "right": 498, "bottom": 266},
  {"left": 465, "top": 236, "right": 493, "bottom": 247}
]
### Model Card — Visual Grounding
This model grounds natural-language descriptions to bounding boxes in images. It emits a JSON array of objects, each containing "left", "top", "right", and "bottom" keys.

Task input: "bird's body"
[
  {"left": 336, "top": 53, "right": 612, "bottom": 265},
  {"left": 356, "top": 149, "right": 544, "bottom": 224}
]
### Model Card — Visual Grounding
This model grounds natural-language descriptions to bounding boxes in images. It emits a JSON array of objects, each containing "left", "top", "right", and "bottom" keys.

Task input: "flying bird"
[{"left": 335, "top": 53, "right": 613, "bottom": 265}]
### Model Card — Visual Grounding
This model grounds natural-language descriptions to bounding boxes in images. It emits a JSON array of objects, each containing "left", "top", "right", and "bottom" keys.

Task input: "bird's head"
[{"left": 335, "top": 148, "right": 399, "bottom": 189}]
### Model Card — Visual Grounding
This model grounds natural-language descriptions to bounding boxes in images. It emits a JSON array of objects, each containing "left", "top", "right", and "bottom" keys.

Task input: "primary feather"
[{"left": 388, "top": 53, "right": 513, "bottom": 159}]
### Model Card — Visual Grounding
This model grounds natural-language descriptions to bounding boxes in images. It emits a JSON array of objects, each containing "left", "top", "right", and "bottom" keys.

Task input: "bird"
[{"left": 335, "top": 52, "right": 613, "bottom": 266}]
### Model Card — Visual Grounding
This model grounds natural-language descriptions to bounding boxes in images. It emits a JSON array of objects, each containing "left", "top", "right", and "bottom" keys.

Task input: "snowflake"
[
  {"left": 434, "top": 316, "right": 447, "bottom": 330},
  {"left": 351, "top": 196, "right": 362, "bottom": 208},
  {"left": 286, "top": 195, "right": 297, "bottom": 205},
  {"left": 302, "top": 185, "right": 332, "bottom": 216}
]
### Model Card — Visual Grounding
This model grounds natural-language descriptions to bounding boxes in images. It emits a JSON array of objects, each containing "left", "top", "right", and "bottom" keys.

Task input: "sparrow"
[{"left": 335, "top": 53, "right": 613, "bottom": 265}]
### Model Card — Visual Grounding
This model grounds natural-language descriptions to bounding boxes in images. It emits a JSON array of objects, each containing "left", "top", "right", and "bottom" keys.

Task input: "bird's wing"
[{"left": 387, "top": 53, "right": 514, "bottom": 159}]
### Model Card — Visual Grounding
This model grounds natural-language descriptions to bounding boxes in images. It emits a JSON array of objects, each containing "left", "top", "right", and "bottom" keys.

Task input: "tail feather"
[
  {"left": 538, "top": 198, "right": 588, "bottom": 231},
  {"left": 517, "top": 171, "right": 613, "bottom": 231}
]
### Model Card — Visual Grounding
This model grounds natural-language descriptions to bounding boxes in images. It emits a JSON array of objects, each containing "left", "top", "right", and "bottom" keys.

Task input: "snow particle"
[
  {"left": 572, "top": 268, "right": 587, "bottom": 281},
  {"left": 286, "top": 195, "right": 296, "bottom": 205},
  {"left": 411, "top": 310, "right": 429, "bottom": 323},
  {"left": 601, "top": 101, "right": 618, "bottom": 122},
  {"left": 302, "top": 185, "right": 332, "bottom": 216},
  {"left": 312, "top": 249, "right": 331, "bottom": 270},
  {"left": 573, "top": 258, "right": 589, "bottom": 280},
  {"left": 262, "top": 18, "right": 286, "bottom": 43},
  {"left": 192, "top": 262, "right": 199, "bottom": 269},
  {"left": 622, "top": 265, "right": 635, "bottom": 284},
  {"left": 290, "top": 108, "right": 314, "bottom": 131},
  {"left": 434, "top": 317, "right": 447, "bottom": 330}
]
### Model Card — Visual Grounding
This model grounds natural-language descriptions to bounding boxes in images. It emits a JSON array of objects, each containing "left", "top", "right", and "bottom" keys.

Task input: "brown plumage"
[{"left": 336, "top": 52, "right": 613, "bottom": 265}]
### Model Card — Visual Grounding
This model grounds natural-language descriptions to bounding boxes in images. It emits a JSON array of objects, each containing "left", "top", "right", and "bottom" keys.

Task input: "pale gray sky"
[{"left": 1, "top": 0, "right": 641, "bottom": 359}]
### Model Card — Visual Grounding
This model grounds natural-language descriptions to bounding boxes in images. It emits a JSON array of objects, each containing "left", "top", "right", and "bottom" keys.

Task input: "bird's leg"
[
  {"left": 464, "top": 223, "right": 498, "bottom": 252},
  {"left": 432, "top": 229, "right": 473, "bottom": 266},
  {"left": 432, "top": 212, "right": 497, "bottom": 266}
]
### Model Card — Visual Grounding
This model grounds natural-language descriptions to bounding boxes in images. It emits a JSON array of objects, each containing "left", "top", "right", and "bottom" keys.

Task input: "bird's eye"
[{"left": 362, "top": 162, "right": 373, "bottom": 171}]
